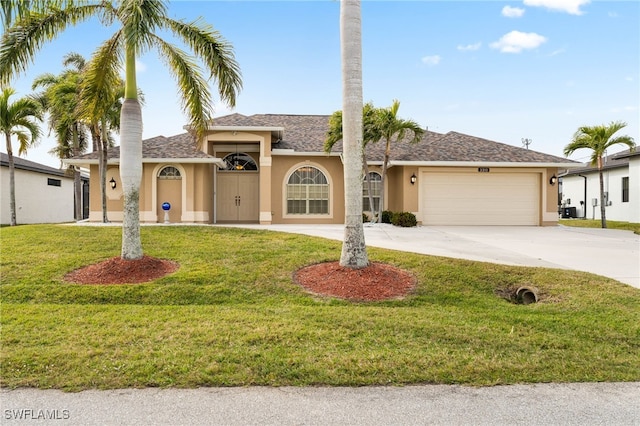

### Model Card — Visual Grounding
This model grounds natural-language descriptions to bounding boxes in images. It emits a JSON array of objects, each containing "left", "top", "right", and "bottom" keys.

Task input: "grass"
[
  {"left": 559, "top": 219, "right": 640, "bottom": 234},
  {"left": 1, "top": 224, "right": 639, "bottom": 390}
]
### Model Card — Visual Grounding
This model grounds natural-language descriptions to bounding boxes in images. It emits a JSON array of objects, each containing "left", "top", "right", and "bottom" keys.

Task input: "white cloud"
[
  {"left": 457, "top": 42, "right": 482, "bottom": 52},
  {"left": 502, "top": 6, "right": 525, "bottom": 18},
  {"left": 549, "top": 48, "right": 565, "bottom": 56},
  {"left": 523, "top": 0, "right": 590, "bottom": 15},
  {"left": 421, "top": 55, "right": 441, "bottom": 66},
  {"left": 490, "top": 31, "right": 547, "bottom": 53},
  {"left": 611, "top": 106, "right": 638, "bottom": 113}
]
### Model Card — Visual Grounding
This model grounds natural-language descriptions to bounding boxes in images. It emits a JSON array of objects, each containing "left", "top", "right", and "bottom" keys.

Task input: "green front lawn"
[
  {"left": 1, "top": 225, "right": 638, "bottom": 390},
  {"left": 559, "top": 219, "right": 640, "bottom": 234}
]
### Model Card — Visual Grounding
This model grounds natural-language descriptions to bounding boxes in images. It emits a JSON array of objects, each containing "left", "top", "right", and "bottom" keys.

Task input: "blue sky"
[{"left": 4, "top": 0, "right": 639, "bottom": 168}]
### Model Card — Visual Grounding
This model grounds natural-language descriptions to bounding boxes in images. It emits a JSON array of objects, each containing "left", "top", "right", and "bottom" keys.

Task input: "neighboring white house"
[
  {"left": 559, "top": 149, "right": 638, "bottom": 223},
  {"left": 0, "top": 153, "right": 88, "bottom": 225}
]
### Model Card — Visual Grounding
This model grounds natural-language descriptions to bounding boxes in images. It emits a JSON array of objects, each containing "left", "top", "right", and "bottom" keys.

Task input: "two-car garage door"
[{"left": 419, "top": 171, "right": 540, "bottom": 225}]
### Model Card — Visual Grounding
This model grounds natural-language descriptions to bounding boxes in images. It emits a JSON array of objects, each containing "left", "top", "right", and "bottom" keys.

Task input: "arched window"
[
  {"left": 222, "top": 152, "right": 258, "bottom": 171},
  {"left": 158, "top": 166, "right": 182, "bottom": 179},
  {"left": 363, "top": 172, "right": 382, "bottom": 212},
  {"left": 286, "top": 166, "right": 329, "bottom": 214}
]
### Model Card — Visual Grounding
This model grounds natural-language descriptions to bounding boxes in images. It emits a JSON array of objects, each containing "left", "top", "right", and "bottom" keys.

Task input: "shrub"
[
  {"left": 391, "top": 212, "right": 417, "bottom": 227},
  {"left": 362, "top": 213, "right": 369, "bottom": 223},
  {"left": 381, "top": 210, "right": 394, "bottom": 224}
]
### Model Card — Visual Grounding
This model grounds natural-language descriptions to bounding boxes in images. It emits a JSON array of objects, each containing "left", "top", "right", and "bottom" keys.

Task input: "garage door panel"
[{"left": 420, "top": 172, "right": 540, "bottom": 226}]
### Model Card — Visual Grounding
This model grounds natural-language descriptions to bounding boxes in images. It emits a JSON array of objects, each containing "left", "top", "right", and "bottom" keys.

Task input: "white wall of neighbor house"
[
  {"left": 561, "top": 167, "right": 634, "bottom": 222},
  {"left": 0, "top": 167, "right": 75, "bottom": 224}
]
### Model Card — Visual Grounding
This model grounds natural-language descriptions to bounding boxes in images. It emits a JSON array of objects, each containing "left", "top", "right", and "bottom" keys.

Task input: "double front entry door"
[{"left": 216, "top": 172, "right": 259, "bottom": 222}]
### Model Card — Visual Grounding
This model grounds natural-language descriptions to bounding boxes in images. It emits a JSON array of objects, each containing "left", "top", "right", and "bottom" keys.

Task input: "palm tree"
[
  {"left": 32, "top": 56, "right": 89, "bottom": 221},
  {"left": 66, "top": 51, "right": 125, "bottom": 223},
  {"left": 375, "top": 100, "right": 424, "bottom": 222},
  {"left": 0, "top": 87, "right": 42, "bottom": 226},
  {"left": 325, "top": 102, "right": 381, "bottom": 222},
  {"left": 339, "top": 0, "right": 368, "bottom": 268},
  {"left": 564, "top": 121, "right": 635, "bottom": 228},
  {"left": 1, "top": 0, "right": 242, "bottom": 259}
]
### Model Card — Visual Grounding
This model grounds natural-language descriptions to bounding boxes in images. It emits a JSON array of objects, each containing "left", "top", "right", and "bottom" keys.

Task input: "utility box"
[{"left": 562, "top": 207, "right": 577, "bottom": 218}]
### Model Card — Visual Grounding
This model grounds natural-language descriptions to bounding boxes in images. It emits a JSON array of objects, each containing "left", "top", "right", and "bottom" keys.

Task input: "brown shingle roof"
[
  {"left": 70, "top": 113, "right": 579, "bottom": 165},
  {"left": 72, "top": 133, "right": 212, "bottom": 161}
]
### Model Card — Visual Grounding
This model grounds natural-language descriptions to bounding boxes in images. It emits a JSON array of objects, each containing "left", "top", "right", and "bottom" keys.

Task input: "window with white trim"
[
  {"left": 286, "top": 166, "right": 329, "bottom": 214},
  {"left": 363, "top": 172, "right": 381, "bottom": 212}
]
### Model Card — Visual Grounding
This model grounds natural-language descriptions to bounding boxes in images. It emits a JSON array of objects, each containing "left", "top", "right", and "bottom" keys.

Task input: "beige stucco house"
[{"left": 66, "top": 113, "right": 580, "bottom": 226}]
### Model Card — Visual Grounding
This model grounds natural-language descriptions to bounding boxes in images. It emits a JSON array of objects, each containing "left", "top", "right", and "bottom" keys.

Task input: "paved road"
[{"left": 2, "top": 383, "right": 639, "bottom": 425}]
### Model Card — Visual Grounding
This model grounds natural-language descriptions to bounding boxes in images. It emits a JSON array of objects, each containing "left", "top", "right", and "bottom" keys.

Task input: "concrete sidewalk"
[
  {"left": 231, "top": 224, "right": 640, "bottom": 288},
  {"left": 2, "top": 383, "right": 639, "bottom": 425}
]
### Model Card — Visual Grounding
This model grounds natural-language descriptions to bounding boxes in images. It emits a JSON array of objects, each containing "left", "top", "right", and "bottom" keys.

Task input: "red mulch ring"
[
  {"left": 64, "top": 256, "right": 179, "bottom": 285},
  {"left": 294, "top": 261, "right": 416, "bottom": 302}
]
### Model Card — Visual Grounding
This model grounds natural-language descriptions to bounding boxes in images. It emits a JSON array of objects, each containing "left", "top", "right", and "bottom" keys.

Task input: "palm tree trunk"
[
  {"left": 93, "top": 121, "right": 109, "bottom": 223},
  {"left": 339, "top": 0, "right": 368, "bottom": 268},
  {"left": 120, "top": 97, "right": 143, "bottom": 260},
  {"left": 72, "top": 124, "right": 81, "bottom": 221},
  {"left": 5, "top": 133, "right": 17, "bottom": 226},
  {"left": 120, "top": 44, "right": 143, "bottom": 260},
  {"left": 599, "top": 169, "right": 607, "bottom": 228},
  {"left": 377, "top": 139, "right": 391, "bottom": 223}
]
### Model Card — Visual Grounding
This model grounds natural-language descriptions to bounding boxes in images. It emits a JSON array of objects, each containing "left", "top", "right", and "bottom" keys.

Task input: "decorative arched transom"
[
  {"left": 158, "top": 166, "right": 182, "bottom": 179},
  {"left": 222, "top": 152, "right": 258, "bottom": 171}
]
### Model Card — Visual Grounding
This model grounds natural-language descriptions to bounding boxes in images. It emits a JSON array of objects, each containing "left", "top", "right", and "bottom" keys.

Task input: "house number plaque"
[{"left": 478, "top": 167, "right": 490, "bottom": 172}]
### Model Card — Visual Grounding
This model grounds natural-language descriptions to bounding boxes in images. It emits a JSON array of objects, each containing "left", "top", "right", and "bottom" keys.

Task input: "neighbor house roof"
[
  {"left": 66, "top": 113, "right": 581, "bottom": 168},
  {"left": 560, "top": 149, "right": 633, "bottom": 177},
  {"left": 1, "top": 152, "right": 69, "bottom": 177}
]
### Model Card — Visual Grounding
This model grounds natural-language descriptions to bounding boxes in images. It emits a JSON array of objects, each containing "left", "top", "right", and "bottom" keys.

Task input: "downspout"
[{"left": 578, "top": 174, "right": 587, "bottom": 219}]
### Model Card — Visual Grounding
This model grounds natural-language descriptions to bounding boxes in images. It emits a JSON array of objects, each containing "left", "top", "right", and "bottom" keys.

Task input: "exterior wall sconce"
[
  {"left": 549, "top": 175, "right": 557, "bottom": 186},
  {"left": 410, "top": 173, "right": 417, "bottom": 185},
  {"left": 109, "top": 177, "right": 117, "bottom": 189}
]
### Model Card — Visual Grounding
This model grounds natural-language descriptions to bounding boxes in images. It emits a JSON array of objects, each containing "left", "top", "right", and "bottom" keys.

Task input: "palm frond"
[
  {"left": 0, "top": 2, "right": 103, "bottom": 84},
  {"left": 151, "top": 34, "right": 213, "bottom": 141},
  {"left": 80, "top": 31, "right": 124, "bottom": 120},
  {"left": 163, "top": 15, "right": 242, "bottom": 107}
]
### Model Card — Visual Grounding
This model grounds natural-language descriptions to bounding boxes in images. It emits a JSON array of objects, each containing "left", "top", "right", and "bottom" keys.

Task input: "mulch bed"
[
  {"left": 64, "top": 256, "right": 415, "bottom": 302},
  {"left": 293, "top": 261, "right": 416, "bottom": 302},
  {"left": 64, "top": 256, "right": 179, "bottom": 285}
]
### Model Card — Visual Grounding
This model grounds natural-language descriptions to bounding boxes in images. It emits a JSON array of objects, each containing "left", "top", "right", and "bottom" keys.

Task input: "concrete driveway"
[{"left": 234, "top": 224, "right": 640, "bottom": 288}]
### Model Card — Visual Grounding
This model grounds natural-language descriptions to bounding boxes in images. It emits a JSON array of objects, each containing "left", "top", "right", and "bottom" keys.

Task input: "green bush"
[
  {"left": 392, "top": 212, "right": 417, "bottom": 227},
  {"left": 381, "top": 210, "right": 394, "bottom": 224}
]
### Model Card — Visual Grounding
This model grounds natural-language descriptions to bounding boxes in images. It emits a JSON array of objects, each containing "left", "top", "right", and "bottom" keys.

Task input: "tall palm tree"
[
  {"left": 339, "top": 0, "right": 368, "bottom": 268},
  {"left": 376, "top": 100, "right": 424, "bottom": 223},
  {"left": 32, "top": 56, "right": 89, "bottom": 221},
  {"left": 66, "top": 51, "right": 125, "bottom": 223},
  {"left": 1, "top": 0, "right": 242, "bottom": 259},
  {"left": 0, "top": 87, "right": 42, "bottom": 226},
  {"left": 564, "top": 121, "right": 635, "bottom": 228}
]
